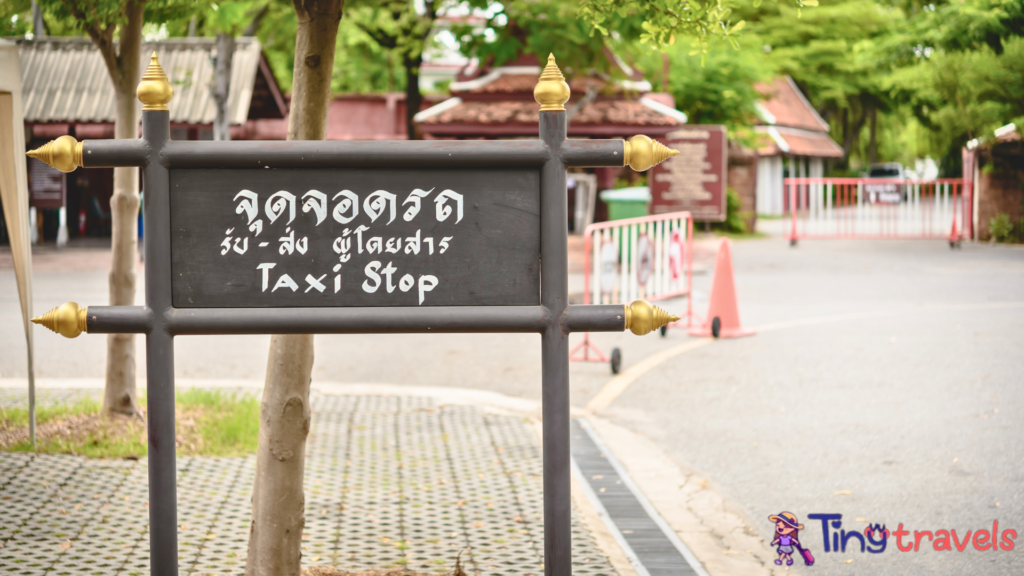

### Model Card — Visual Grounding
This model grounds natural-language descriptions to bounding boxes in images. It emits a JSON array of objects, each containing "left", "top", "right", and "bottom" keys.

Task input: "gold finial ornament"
[
  {"left": 623, "top": 134, "right": 680, "bottom": 172},
  {"left": 32, "top": 302, "right": 88, "bottom": 339},
  {"left": 624, "top": 300, "right": 680, "bottom": 336},
  {"left": 534, "top": 53, "right": 571, "bottom": 112},
  {"left": 137, "top": 52, "right": 174, "bottom": 111},
  {"left": 26, "top": 135, "right": 83, "bottom": 173}
]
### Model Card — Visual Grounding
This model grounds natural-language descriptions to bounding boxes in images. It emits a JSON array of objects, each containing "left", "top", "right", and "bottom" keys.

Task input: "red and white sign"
[{"left": 650, "top": 125, "right": 727, "bottom": 222}]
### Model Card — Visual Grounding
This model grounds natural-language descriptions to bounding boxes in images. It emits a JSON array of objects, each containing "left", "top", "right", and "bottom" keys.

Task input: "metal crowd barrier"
[
  {"left": 572, "top": 211, "right": 695, "bottom": 372},
  {"left": 784, "top": 178, "right": 970, "bottom": 247}
]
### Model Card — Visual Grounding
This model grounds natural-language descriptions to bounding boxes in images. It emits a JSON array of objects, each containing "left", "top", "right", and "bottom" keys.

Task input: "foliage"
[
  {"left": 455, "top": 0, "right": 641, "bottom": 75},
  {"left": 578, "top": 0, "right": 819, "bottom": 62},
  {"left": 331, "top": 15, "right": 407, "bottom": 93},
  {"left": 712, "top": 187, "right": 748, "bottom": 233},
  {"left": 989, "top": 213, "right": 1014, "bottom": 241},
  {"left": 640, "top": 35, "right": 773, "bottom": 135},
  {"left": 892, "top": 35, "right": 1024, "bottom": 163},
  {"left": 0, "top": 390, "right": 260, "bottom": 458}
]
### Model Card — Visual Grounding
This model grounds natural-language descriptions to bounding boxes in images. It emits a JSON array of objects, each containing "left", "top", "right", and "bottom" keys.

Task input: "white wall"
[{"left": 756, "top": 155, "right": 785, "bottom": 215}]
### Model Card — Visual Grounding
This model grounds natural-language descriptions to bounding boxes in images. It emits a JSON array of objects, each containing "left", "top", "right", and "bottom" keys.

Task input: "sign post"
[
  {"left": 29, "top": 53, "right": 680, "bottom": 576},
  {"left": 650, "top": 126, "right": 728, "bottom": 222}
]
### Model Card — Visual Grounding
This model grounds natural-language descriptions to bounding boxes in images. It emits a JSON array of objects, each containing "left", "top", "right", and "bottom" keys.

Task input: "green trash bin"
[{"left": 600, "top": 186, "right": 651, "bottom": 221}]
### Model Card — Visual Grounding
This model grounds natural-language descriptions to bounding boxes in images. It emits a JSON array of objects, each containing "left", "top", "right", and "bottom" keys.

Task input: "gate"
[
  {"left": 28, "top": 53, "right": 681, "bottom": 576},
  {"left": 784, "top": 178, "right": 970, "bottom": 246},
  {"left": 571, "top": 211, "right": 696, "bottom": 372}
]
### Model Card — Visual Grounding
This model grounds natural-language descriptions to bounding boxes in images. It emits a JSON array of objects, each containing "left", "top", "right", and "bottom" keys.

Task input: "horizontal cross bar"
[
  {"left": 82, "top": 304, "right": 628, "bottom": 335},
  {"left": 80, "top": 138, "right": 628, "bottom": 170}
]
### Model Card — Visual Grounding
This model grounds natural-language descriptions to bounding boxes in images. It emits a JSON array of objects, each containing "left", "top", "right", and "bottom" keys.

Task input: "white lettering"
[
  {"left": 305, "top": 273, "right": 327, "bottom": 293},
  {"left": 399, "top": 274, "right": 414, "bottom": 292},
  {"left": 404, "top": 229, "right": 421, "bottom": 255},
  {"left": 402, "top": 188, "right": 433, "bottom": 221},
  {"left": 257, "top": 263, "right": 276, "bottom": 291},
  {"left": 332, "top": 190, "right": 359, "bottom": 224},
  {"left": 381, "top": 261, "right": 398, "bottom": 293},
  {"left": 434, "top": 189, "right": 463, "bottom": 223},
  {"left": 234, "top": 190, "right": 259, "bottom": 223},
  {"left": 439, "top": 236, "right": 453, "bottom": 253},
  {"left": 354, "top": 225, "right": 370, "bottom": 253},
  {"left": 362, "top": 261, "right": 382, "bottom": 293},
  {"left": 302, "top": 190, "right": 328, "bottom": 226},
  {"left": 272, "top": 273, "right": 299, "bottom": 292},
  {"left": 266, "top": 190, "right": 296, "bottom": 224},
  {"left": 364, "top": 190, "right": 397, "bottom": 224},
  {"left": 418, "top": 275, "right": 438, "bottom": 305}
]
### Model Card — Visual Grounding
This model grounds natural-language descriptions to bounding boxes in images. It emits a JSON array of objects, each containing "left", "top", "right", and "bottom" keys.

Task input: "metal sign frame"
[{"left": 30, "top": 53, "right": 679, "bottom": 576}]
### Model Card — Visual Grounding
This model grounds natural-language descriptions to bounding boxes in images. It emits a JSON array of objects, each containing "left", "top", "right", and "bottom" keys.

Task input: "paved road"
[
  {"left": 4, "top": 237, "right": 1023, "bottom": 575},
  {"left": 605, "top": 238, "right": 1024, "bottom": 575}
]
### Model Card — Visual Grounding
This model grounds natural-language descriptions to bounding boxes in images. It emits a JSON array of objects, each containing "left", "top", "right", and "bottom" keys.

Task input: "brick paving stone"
[{"left": 1, "top": 390, "right": 617, "bottom": 575}]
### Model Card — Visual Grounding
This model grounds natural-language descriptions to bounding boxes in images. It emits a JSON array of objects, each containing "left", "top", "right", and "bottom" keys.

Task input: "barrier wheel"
[
  {"left": 610, "top": 348, "right": 622, "bottom": 374},
  {"left": 711, "top": 316, "right": 722, "bottom": 338},
  {"left": 660, "top": 325, "right": 668, "bottom": 337},
  {"left": 789, "top": 239, "right": 798, "bottom": 247}
]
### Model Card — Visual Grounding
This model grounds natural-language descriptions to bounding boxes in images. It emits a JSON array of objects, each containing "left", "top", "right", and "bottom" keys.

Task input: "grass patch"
[{"left": 0, "top": 389, "right": 260, "bottom": 458}]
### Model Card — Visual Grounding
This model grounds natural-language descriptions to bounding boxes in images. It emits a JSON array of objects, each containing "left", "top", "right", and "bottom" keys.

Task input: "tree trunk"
[
  {"left": 103, "top": 1, "right": 144, "bottom": 417},
  {"left": 31, "top": 0, "right": 45, "bottom": 37},
  {"left": 867, "top": 107, "right": 878, "bottom": 165},
  {"left": 404, "top": 53, "right": 422, "bottom": 140},
  {"left": 842, "top": 106, "right": 867, "bottom": 165},
  {"left": 286, "top": 0, "right": 342, "bottom": 141},
  {"left": 246, "top": 2, "right": 342, "bottom": 575},
  {"left": 213, "top": 32, "right": 235, "bottom": 142},
  {"left": 246, "top": 334, "right": 314, "bottom": 576}
]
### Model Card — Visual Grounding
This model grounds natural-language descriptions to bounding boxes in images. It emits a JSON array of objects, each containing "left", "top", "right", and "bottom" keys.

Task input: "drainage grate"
[
  {"left": 570, "top": 418, "right": 708, "bottom": 576},
  {"left": 0, "top": 391, "right": 617, "bottom": 576}
]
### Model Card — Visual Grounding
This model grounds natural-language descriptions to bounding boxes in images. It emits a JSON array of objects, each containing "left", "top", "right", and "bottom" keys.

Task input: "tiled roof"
[
  {"left": 756, "top": 126, "right": 844, "bottom": 158},
  {"left": 418, "top": 99, "right": 680, "bottom": 127},
  {"left": 16, "top": 37, "right": 276, "bottom": 124},
  {"left": 458, "top": 74, "right": 537, "bottom": 94},
  {"left": 454, "top": 73, "right": 625, "bottom": 96},
  {"left": 755, "top": 76, "right": 830, "bottom": 133}
]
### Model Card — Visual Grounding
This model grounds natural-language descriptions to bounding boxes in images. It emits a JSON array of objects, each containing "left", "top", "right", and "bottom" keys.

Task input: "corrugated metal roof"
[{"left": 17, "top": 37, "right": 263, "bottom": 125}]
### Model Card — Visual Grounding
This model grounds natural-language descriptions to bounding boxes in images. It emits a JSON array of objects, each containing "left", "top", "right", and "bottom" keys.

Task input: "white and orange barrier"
[
  {"left": 784, "top": 178, "right": 970, "bottom": 246},
  {"left": 572, "top": 211, "right": 696, "bottom": 372}
]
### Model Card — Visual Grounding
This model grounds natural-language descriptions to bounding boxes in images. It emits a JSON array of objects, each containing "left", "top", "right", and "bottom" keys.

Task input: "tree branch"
[
  {"left": 243, "top": 3, "right": 271, "bottom": 36},
  {"left": 65, "top": 3, "right": 119, "bottom": 85}
]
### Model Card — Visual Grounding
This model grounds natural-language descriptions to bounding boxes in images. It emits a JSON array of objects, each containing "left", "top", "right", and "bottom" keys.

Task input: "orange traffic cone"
[{"left": 689, "top": 238, "right": 755, "bottom": 338}]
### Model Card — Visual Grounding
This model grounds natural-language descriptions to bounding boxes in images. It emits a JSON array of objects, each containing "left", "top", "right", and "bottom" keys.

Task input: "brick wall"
[
  {"left": 727, "top": 141, "right": 758, "bottom": 232},
  {"left": 975, "top": 141, "right": 1024, "bottom": 240}
]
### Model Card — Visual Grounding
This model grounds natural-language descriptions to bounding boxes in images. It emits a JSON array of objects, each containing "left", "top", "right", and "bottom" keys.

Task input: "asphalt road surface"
[
  {"left": 605, "top": 238, "right": 1024, "bottom": 575},
  {"left": 3, "top": 236, "right": 1022, "bottom": 575}
]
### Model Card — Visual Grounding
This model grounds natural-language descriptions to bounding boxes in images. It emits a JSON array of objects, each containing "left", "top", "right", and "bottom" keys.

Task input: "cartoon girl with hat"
[{"left": 769, "top": 512, "right": 804, "bottom": 566}]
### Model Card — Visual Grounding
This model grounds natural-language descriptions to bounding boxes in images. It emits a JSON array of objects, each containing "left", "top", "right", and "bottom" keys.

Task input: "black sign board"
[{"left": 170, "top": 169, "right": 540, "bottom": 308}]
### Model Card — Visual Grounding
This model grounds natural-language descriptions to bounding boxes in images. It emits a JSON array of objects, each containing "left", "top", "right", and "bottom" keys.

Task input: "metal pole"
[
  {"left": 539, "top": 106, "right": 571, "bottom": 576},
  {"left": 142, "top": 107, "right": 179, "bottom": 576}
]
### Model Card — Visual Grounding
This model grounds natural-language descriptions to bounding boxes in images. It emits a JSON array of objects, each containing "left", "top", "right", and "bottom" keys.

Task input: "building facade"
[{"left": 753, "top": 76, "right": 844, "bottom": 215}]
